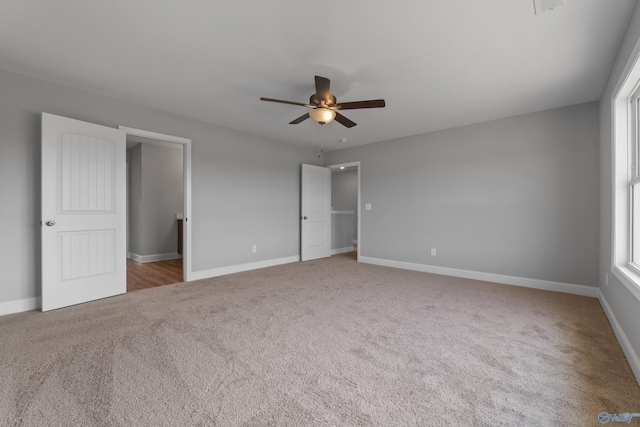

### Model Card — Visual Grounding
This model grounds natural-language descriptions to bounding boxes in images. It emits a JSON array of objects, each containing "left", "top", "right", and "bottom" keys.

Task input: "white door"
[
  {"left": 41, "top": 113, "right": 126, "bottom": 311},
  {"left": 301, "top": 164, "right": 331, "bottom": 261}
]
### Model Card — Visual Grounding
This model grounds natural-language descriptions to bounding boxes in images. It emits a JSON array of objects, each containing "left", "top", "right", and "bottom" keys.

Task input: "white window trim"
[{"left": 611, "top": 36, "right": 640, "bottom": 302}]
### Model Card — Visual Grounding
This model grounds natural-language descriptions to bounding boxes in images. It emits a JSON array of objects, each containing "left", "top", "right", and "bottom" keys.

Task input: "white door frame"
[
  {"left": 119, "top": 126, "right": 193, "bottom": 282},
  {"left": 326, "top": 161, "right": 361, "bottom": 262}
]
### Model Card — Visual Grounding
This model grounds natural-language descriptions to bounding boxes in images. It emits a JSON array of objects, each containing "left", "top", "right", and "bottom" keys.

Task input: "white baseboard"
[
  {"left": 0, "top": 296, "right": 41, "bottom": 316},
  {"left": 2, "top": 256, "right": 299, "bottom": 315},
  {"left": 332, "top": 247, "right": 355, "bottom": 255},
  {"left": 128, "top": 252, "right": 182, "bottom": 263},
  {"left": 359, "top": 256, "right": 599, "bottom": 298},
  {"left": 598, "top": 290, "right": 640, "bottom": 386},
  {"left": 189, "top": 255, "right": 299, "bottom": 281}
]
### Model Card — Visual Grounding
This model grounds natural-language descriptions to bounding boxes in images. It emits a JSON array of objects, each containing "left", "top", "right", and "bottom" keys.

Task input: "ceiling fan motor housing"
[{"left": 310, "top": 93, "right": 337, "bottom": 106}]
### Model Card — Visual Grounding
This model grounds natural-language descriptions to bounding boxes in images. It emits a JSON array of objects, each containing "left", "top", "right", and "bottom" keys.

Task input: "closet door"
[{"left": 301, "top": 164, "right": 331, "bottom": 261}]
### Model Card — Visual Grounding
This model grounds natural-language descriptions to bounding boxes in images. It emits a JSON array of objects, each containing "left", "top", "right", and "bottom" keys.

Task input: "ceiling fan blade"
[
  {"left": 260, "top": 97, "right": 307, "bottom": 107},
  {"left": 315, "top": 76, "right": 331, "bottom": 104},
  {"left": 335, "top": 99, "right": 386, "bottom": 110},
  {"left": 334, "top": 112, "right": 357, "bottom": 128},
  {"left": 289, "top": 113, "right": 310, "bottom": 124}
]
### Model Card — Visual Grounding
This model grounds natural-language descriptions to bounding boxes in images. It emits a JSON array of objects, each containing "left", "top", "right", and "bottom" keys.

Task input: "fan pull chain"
[{"left": 318, "top": 122, "right": 325, "bottom": 159}]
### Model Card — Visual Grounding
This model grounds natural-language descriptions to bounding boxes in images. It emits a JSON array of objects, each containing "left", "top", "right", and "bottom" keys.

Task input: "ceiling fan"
[{"left": 260, "top": 76, "right": 385, "bottom": 128}]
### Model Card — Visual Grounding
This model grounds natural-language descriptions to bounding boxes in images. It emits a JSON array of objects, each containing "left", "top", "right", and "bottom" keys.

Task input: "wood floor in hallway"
[{"left": 127, "top": 259, "right": 183, "bottom": 292}]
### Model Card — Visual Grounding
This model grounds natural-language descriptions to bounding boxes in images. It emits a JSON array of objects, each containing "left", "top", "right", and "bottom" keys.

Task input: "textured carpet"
[{"left": 1, "top": 252, "right": 639, "bottom": 426}]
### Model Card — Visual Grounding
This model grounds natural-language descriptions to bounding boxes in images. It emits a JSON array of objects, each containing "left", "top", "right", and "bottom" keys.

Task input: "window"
[
  {"left": 612, "top": 47, "right": 640, "bottom": 300},
  {"left": 630, "top": 92, "right": 640, "bottom": 270}
]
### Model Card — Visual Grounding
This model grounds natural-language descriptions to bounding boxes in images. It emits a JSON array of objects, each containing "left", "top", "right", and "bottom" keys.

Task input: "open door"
[
  {"left": 41, "top": 113, "right": 126, "bottom": 311},
  {"left": 301, "top": 164, "right": 331, "bottom": 261}
]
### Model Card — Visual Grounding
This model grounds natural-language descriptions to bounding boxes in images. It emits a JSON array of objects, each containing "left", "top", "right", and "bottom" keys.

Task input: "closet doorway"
[{"left": 327, "top": 161, "right": 361, "bottom": 261}]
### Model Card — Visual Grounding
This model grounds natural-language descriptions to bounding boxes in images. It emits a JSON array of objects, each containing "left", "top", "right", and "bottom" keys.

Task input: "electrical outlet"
[
  {"left": 252, "top": 245, "right": 257, "bottom": 253},
  {"left": 431, "top": 248, "right": 437, "bottom": 256},
  {"left": 365, "top": 203, "right": 372, "bottom": 211}
]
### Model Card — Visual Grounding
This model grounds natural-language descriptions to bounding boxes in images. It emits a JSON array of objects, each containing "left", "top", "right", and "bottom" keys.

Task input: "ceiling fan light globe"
[{"left": 309, "top": 108, "right": 336, "bottom": 124}]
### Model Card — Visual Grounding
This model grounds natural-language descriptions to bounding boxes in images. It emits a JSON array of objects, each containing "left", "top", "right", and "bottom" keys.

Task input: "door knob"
[
  {"left": 45, "top": 220, "right": 56, "bottom": 226},
  {"left": 303, "top": 216, "right": 308, "bottom": 220}
]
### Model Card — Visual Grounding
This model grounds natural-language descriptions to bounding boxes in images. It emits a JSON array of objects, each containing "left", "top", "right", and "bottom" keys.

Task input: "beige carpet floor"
[{"left": 1, "top": 252, "right": 639, "bottom": 426}]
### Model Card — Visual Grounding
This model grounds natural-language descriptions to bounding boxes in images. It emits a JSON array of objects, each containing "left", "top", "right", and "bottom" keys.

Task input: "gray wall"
[
  {"left": 128, "top": 145, "right": 143, "bottom": 255},
  {"left": 0, "top": 68, "right": 321, "bottom": 304},
  {"left": 326, "top": 102, "right": 600, "bottom": 286},
  {"left": 599, "top": 3, "right": 640, "bottom": 376},
  {"left": 128, "top": 143, "right": 184, "bottom": 257},
  {"left": 331, "top": 168, "right": 358, "bottom": 242},
  {"left": 331, "top": 214, "right": 354, "bottom": 251}
]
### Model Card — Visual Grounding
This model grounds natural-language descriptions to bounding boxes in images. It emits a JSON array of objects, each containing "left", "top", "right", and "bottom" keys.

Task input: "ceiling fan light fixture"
[
  {"left": 260, "top": 75, "right": 385, "bottom": 128},
  {"left": 309, "top": 107, "right": 336, "bottom": 124}
]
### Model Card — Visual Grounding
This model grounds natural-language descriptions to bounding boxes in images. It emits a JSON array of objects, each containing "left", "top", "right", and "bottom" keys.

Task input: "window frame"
[
  {"left": 628, "top": 92, "right": 640, "bottom": 274},
  {"left": 611, "top": 41, "right": 640, "bottom": 301}
]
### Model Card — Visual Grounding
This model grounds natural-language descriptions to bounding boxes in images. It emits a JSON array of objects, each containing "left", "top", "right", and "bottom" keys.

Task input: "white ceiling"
[{"left": 0, "top": 0, "right": 635, "bottom": 151}]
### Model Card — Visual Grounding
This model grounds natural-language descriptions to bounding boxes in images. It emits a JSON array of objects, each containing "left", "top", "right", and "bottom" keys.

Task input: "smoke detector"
[{"left": 534, "top": 0, "right": 564, "bottom": 15}]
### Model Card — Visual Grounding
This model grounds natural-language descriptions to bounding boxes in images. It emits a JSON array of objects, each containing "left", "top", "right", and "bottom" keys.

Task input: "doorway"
[
  {"left": 327, "top": 161, "right": 361, "bottom": 261},
  {"left": 119, "top": 126, "right": 192, "bottom": 285},
  {"left": 40, "top": 114, "right": 192, "bottom": 311}
]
